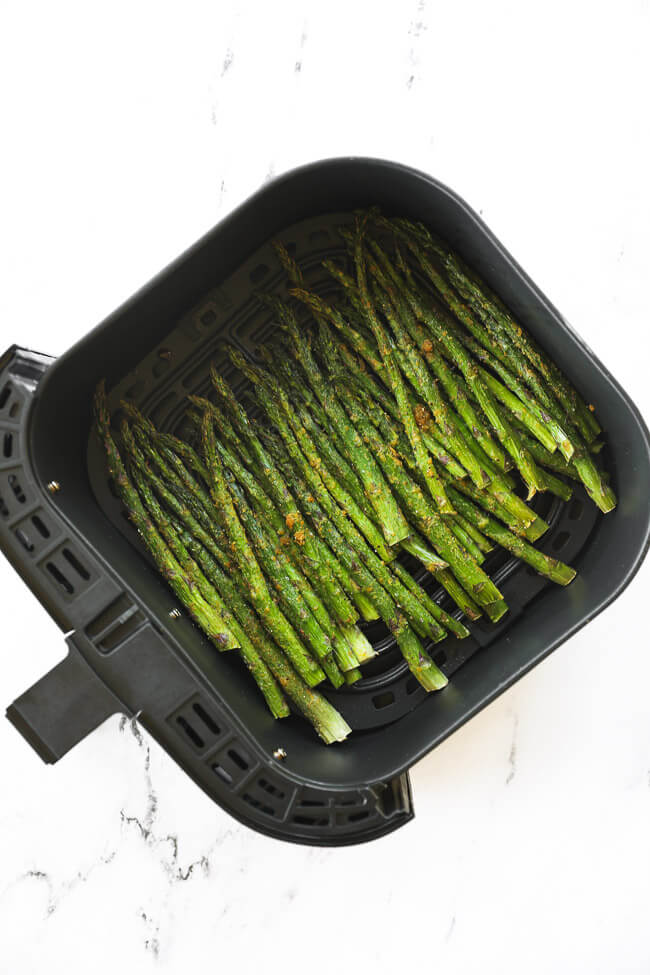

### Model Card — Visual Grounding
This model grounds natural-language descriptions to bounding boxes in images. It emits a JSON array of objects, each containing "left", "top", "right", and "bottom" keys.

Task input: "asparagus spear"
[
  {"left": 390, "top": 563, "right": 470, "bottom": 639},
  {"left": 206, "top": 372, "right": 378, "bottom": 623},
  {"left": 223, "top": 472, "right": 348, "bottom": 686},
  {"left": 382, "top": 308, "right": 491, "bottom": 488},
  {"left": 385, "top": 221, "right": 616, "bottom": 512},
  {"left": 324, "top": 253, "right": 491, "bottom": 490},
  {"left": 170, "top": 522, "right": 355, "bottom": 739},
  {"left": 364, "top": 234, "right": 547, "bottom": 497},
  {"left": 235, "top": 355, "right": 449, "bottom": 643},
  {"left": 201, "top": 412, "right": 326, "bottom": 688},
  {"left": 268, "top": 445, "right": 449, "bottom": 691},
  {"left": 94, "top": 384, "right": 239, "bottom": 651},
  {"left": 177, "top": 418, "right": 370, "bottom": 670},
  {"left": 510, "top": 424, "right": 583, "bottom": 481},
  {"left": 413, "top": 225, "right": 600, "bottom": 442},
  {"left": 358, "top": 238, "right": 509, "bottom": 474},
  {"left": 447, "top": 487, "right": 577, "bottom": 586},
  {"left": 321, "top": 290, "right": 541, "bottom": 531},
  {"left": 290, "top": 393, "right": 481, "bottom": 616},
  {"left": 336, "top": 384, "right": 505, "bottom": 607},
  {"left": 290, "top": 397, "right": 461, "bottom": 579},
  {"left": 268, "top": 296, "right": 411, "bottom": 545},
  {"left": 444, "top": 469, "right": 548, "bottom": 543},
  {"left": 125, "top": 452, "right": 291, "bottom": 717}
]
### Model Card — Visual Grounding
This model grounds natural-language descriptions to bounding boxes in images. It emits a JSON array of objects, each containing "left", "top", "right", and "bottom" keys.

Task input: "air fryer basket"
[{"left": 2, "top": 159, "right": 649, "bottom": 846}]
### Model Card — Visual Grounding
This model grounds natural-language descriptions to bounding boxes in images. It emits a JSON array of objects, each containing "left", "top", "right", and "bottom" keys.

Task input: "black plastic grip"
[
  {"left": 6, "top": 638, "right": 123, "bottom": 763},
  {"left": 0, "top": 345, "right": 414, "bottom": 844}
]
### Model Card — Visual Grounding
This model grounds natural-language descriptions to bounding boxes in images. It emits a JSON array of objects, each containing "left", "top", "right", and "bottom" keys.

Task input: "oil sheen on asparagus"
[{"left": 96, "top": 208, "right": 615, "bottom": 744}]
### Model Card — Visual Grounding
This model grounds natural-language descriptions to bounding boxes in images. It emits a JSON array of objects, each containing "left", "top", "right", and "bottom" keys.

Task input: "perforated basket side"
[{"left": 0, "top": 345, "right": 414, "bottom": 846}]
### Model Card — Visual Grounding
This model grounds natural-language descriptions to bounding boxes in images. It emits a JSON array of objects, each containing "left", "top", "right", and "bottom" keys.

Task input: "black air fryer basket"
[{"left": 2, "top": 159, "right": 649, "bottom": 845}]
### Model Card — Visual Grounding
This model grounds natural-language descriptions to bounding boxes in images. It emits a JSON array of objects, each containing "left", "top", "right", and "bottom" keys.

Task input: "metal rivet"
[
  {"left": 47, "top": 480, "right": 61, "bottom": 493},
  {"left": 169, "top": 608, "right": 182, "bottom": 619},
  {"left": 158, "top": 347, "right": 172, "bottom": 360},
  {"left": 273, "top": 748, "right": 287, "bottom": 761}
]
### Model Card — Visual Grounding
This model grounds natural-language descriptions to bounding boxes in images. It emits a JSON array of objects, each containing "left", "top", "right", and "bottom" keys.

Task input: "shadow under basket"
[{"left": 2, "top": 158, "right": 649, "bottom": 846}]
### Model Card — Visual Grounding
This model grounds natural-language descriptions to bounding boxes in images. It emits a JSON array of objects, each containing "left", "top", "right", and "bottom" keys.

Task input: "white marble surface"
[{"left": 1, "top": 2, "right": 650, "bottom": 972}]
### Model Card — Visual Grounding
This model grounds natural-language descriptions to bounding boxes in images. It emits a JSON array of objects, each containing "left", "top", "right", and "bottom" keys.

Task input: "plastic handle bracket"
[{"left": 6, "top": 635, "right": 126, "bottom": 764}]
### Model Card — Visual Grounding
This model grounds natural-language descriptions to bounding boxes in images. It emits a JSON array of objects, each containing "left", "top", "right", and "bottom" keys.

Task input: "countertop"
[{"left": 1, "top": 2, "right": 649, "bottom": 973}]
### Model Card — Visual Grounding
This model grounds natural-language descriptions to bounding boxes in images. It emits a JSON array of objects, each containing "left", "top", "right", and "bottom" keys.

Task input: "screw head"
[
  {"left": 47, "top": 480, "right": 61, "bottom": 493},
  {"left": 273, "top": 748, "right": 287, "bottom": 761}
]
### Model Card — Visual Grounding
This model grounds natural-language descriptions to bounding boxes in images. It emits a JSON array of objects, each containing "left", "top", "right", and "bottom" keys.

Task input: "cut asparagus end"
[
  {"left": 312, "top": 701, "right": 352, "bottom": 744},
  {"left": 547, "top": 560, "right": 577, "bottom": 586},
  {"left": 340, "top": 624, "right": 376, "bottom": 664},
  {"left": 444, "top": 616, "right": 471, "bottom": 640},
  {"left": 483, "top": 599, "right": 509, "bottom": 623},
  {"left": 343, "top": 667, "right": 363, "bottom": 685},
  {"left": 589, "top": 482, "right": 617, "bottom": 514},
  {"left": 524, "top": 516, "right": 550, "bottom": 543},
  {"left": 413, "top": 662, "right": 448, "bottom": 691},
  {"left": 332, "top": 630, "right": 361, "bottom": 671}
]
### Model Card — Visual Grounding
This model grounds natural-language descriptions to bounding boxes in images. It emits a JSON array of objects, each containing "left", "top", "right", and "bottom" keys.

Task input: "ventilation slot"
[
  {"left": 293, "top": 814, "right": 329, "bottom": 827},
  {"left": 348, "top": 809, "right": 370, "bottom": 823},
  {"left": 3, "top": 433, "right": 13, "bottom": 458},
  {"left": 86, "top": 594, "right": 145, "bottom": 653},
  {"left": 207, "top": 741, "right": 256, "bottom": 788},
  {"left": 88, "top": 596, "right": 138, "bottom": 639},
  {"left": 258, "top": 778, "right": 285, "bottom": 799},
  {"left": 32, "top": 515, "right": 50, "bottom": 538},
  {"left": 297, "top": 798, "right": 326, "bottom": 808},
  {"left": 212, "top": 763, "right": 233, "bottom": 785},
  {"left": 191, "top": 702, "right": 221, "bottom": 736},
  {"left": 405, "top": 675, "right": 419, "bottom": 695},
  {"left": 99, "top": 616, "right": 145, "bottom": 653},
  {"left": 568, "top": 498, "right": 584, "bottom": 521},
  {"left": 10, "top": 359, "right": 42, "bottom": 383},
  {"left": 62, "top": 547, "right": 90, "bottom": 580},
  {"left": 0, "top": 494, "right": 8, "bottom": 518},
  {"left": 335, "top": 808, "right": 371, "bottom": 825},
  {"left": 372, "top": 691, "right": 395, "bottom": 710},
  {"left": 434, "top": 650, "right": 447, "bottom": 668},
  {"left": 228, "top": 747, "right": 250, "bottom": 771},
  {"left": 0, "top": 383, "right": 11, "bottom": 409},
  {"left": 45, "top": 562, "right": 74, "bottom": 595},
  {"left": 242, "top": 793, "right": 275, "bottom": 817},
  {"left": 14, "top": 527, "right": 34, "bottom": 552},
  {"left": 8, "top": 474, "right": 26, "bottom": 503},
  {"left": 9, "top": 402, "right": 20, "bottom": 419},
  {"left": 552, "top": 530, "right": 570, "bottom": 552},
  {"left": 176, "top": 715, "right": 205, "bottom": 750}
]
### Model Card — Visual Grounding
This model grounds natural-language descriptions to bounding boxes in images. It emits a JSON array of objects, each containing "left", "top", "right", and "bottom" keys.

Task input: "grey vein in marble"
[
  {"left": 506, "top": 713, "right": 519, "bottom": 785},
  {"left": 445, "top": 915, "right": 456, "bottom": 943},
  {"left": 221, "top": 48, "right": 234, "bottom": 77},
  {"left": 406, "top": 0, "right": 428, "bottom": 88}
]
